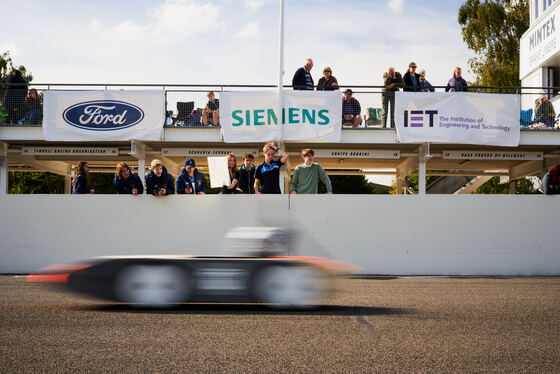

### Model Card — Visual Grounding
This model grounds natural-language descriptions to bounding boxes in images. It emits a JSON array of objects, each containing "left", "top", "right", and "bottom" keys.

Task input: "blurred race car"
[{"left": 27, "top": 227, "right": 359, "bottom": 308}]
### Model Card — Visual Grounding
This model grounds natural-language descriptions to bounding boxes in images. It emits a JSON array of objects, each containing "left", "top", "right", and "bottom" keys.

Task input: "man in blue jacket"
[
  {"left": 176, "top": 158, "right": 207, "bottom": 195},
  {"left": 145, "top": 159, "right": 175, "bottom": 195},
  {"left": 292, "top": 58, "right": 314, "bottom": 90}
]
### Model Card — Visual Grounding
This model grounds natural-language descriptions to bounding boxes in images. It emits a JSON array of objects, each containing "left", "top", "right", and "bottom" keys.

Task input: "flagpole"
[{"left": 278, "top": 0, "right": 285, "bottom": 141}]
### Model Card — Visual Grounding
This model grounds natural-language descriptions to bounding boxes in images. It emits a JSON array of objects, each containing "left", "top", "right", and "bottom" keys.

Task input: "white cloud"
[
  {"left": 152, "top": 0, "right": 223, "bottom": 40},
  {"left": 245, "top": 0, "right": 265, "bottom": 11},
  {"left": 388, "top": 0, "right": 404, "bottom": 13},
  {"left": 114, "top": 21, "right": 147, "bottom": 40},
  {"left": 234, "top": 22, "right": 261, "bottom": 40}
]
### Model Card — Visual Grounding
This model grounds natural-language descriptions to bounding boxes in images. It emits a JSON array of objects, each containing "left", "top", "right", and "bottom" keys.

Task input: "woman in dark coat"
[
  {"left": 72, "top": 161, "right": 94, "bottom": 194},
  {"left": 23, "top": 88, "right": 42, "bottom": 124},
  {"left": 316, "top": 67, "right": 339, "bottom": 91}
]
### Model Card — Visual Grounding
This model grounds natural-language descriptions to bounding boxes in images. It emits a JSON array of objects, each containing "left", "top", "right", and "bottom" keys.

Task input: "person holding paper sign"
[
  {"left": 221, "top": 154, "right": 240, "bottom": 194},
  {"left": 254, "top": 142, "right": 289, "bottom": 194},
  {"left": 290, "top": 149, "right": 332, "bottom": 194},
  {"left": 176, "top": 158, "right": 207, "bottom": 195}
]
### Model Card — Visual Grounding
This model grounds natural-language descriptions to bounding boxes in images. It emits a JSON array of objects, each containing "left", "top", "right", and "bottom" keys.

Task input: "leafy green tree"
[
  {"left": 458, "top": 0, "right": 529, "bottom": 87},
  {"left": 9, "top": 172, "right": 64, "bottom": 194},
  {"left": 473, "top": 176, "right": 536, "bottom": 194},
  {"left": 317, "top": 175, "right": 388, "bottom": 194},
  {"left": 1, "top": 50, "right": 33, "bottom": 98}
]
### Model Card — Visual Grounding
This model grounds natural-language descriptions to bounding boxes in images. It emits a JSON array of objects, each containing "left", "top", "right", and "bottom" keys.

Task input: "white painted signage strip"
[{"left": 443, "top": 151, "right": 543, "bottom": 160}]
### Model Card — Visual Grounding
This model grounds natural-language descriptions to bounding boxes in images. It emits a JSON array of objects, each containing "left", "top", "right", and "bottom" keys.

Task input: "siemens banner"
[
  {"left": 43, "top": 90, "right": 165, "bottom": 141},
  {"left": 395, "top": 92, "right": 520, "bottom": 146},
  {"left": 220, "top": 90, "right": 342, "bottom": 143}
]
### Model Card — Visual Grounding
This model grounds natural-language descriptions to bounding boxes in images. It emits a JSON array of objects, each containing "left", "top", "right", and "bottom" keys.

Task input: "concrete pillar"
[
  {"left": 130, "top": 140, "right": 146, "bottom": 185},
  {"left": 418, "top": 144, "right": 427, "bottom": 195},
  {"left": 0, "top": 142, "right": 8, "bottom": 195},
  {"left": 508, "top": 181, "right": 516, "bottom": 194}
]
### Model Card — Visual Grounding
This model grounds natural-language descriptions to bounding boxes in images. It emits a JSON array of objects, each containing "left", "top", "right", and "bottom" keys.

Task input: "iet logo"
[{"left": 403, "top": 110, "right": 438, "bottom": 127}]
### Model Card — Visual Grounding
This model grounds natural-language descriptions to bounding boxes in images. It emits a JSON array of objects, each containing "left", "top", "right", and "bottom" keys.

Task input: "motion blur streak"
[
  {"left": 267, "top": 256, "right": 363, "bottom": 271},
  {"left": 26, "top": 264, "right": 91, "bottom": 283}
]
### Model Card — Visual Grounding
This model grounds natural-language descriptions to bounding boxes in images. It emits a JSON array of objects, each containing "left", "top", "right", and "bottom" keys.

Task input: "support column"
[
  {"left": 130, "top": 140, "right": 146, "bottom": 185},
  {"left": 508, "top": 181, "right": 516, "bottom": 194},
  {"left": 0, "top": 142, "right": 8, "bottom": 195},
  {"left": 418, "top": 144, "right": 427, "bottom": 195},
  {"left": 64, "top": 163, "right": 72, "bottom": 194},
  {"left": 395, "top": 177, "right": 403, "bottom": 195}
]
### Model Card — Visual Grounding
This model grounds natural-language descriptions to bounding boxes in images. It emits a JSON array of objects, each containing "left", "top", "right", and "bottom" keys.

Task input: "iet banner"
[
  {"left": 220, "top": 90, "right": 342, "bottom": 143},
  {"left": 43, "top": 90, "right": 165, "bottom": 141},
  {"left": 395, "top": 92, "right": 520, "bottom": 146}
]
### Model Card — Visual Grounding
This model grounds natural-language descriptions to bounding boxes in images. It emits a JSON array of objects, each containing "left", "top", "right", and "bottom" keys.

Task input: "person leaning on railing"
[
  {"left": 445, "top": 67, "right": 468, "bottom": 92},
  {"left": 72, "top": 161, "right": 94, "bottom": 194},
  {"left": 542, "top": 163, "right": 560, "bottom": 195},
  {"left": 176, "top": 158, "right": 207, "bottom": 195},
  {"left": 292, "top": 58, "right": 314, "bottom": 90},
  {"left": 403, "top": 62, "right": 421, "bottom": 92},
  {"left": 290, "top": 148, "right": 332, "bottom": 194},
  {"left": 316, "top": 67, "right": 339, "bottom": 91},
  {"left": 382, "top": 67, "right": 404, "bottom": 128},
  {"left": 113, "top": 162, "right": 143, "bottom": 195},
  {"left": 534, "top": 94, "right": 556, "bottom": 128},
  {"left": 238, "top": 153, "right": 256, "bottom": 194},
  {"left": 419, "top": 70, "right": 435, "bottom": 93},
  {"left": 145, "top": 159, "right": 175, "bottom": 196}
]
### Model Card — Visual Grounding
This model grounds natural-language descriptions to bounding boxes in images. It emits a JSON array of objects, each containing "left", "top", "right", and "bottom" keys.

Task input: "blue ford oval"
[{"left": 63, "top": 100, "right": 144, "bottom": 131}]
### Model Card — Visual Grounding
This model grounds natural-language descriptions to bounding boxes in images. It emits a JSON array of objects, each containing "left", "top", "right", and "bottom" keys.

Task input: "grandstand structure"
[{"left": 1, "top": 84, "right": 559, "bottom": 195}]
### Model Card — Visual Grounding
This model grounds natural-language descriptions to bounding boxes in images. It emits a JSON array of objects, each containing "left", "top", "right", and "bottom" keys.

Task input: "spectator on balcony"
[
  {"left": 202, "top": 91, "right": 219, "bottom": 126},
  {"left": 542, "top": 163, "right": 560, "bottom": 195},
  {"left": 534, "top": 94, "right": 556, "bottom": 128},
  {"left": 292, "top": 58, "right": 314, "bottom": 90},
  {"left": 72, "top": 161, "right": 94, "bottom": 194},
  {"left": 316, "top": 67, "right": 339, "bottom": 91},
  {"left": 221, "top": 154, "right": 240, "bottom": 194},
  {"left": 403, "top": 62, "right": 421, "bottom": 92},
  {"left": 23, "top": 89, "right": 42, "bottom": 124},
  {"left": 176, "top": 158, "right": 207, "bottom": 195},
  {"left": 419, "top": 70, "right": 435, "bottom": 93},
  {"left": 2, "top": 69, "right": 28, "bottom": 124},
  {"left": 445, "top": 67, "right": 468, "bottom": 92},
  {"left": 342, "top": 89, "right": 362, "bottom": 127},
  {"left": 382, "top": 67, "right": 404, "bottom": 128},
  {"left": 290, "top": 149, "right": 332, "bottom": 194},
  {"left": 145, "top": 159, "right": 174, "bottom": 196},
  {"left": 254, "top": 142, "right": 289, "bottom": 194},
  {"left": 238, "top": 153, "right": 256, "bottom": 194},
  {"left": 113, "top": 162, "right": 143, "bottom": 195}
]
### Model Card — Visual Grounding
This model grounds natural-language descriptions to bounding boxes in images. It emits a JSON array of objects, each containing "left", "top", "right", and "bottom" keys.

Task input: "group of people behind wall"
[
  {"left": 293, "top": 58, "right": 468, "bottom": 128},
  {"left": 1, "top": 69, "right": 43, "bottom": 124},
  {"left": 72, "top": 142, "right": 333, "bottom": 195}
]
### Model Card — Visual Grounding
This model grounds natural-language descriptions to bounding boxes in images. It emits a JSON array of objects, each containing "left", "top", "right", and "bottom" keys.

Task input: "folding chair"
[
  {"left": 365, "top": 108, "right": 382, "bottom": 127},
  {"left": 172, "top": 101, "right": 194, "bottom": 126}
]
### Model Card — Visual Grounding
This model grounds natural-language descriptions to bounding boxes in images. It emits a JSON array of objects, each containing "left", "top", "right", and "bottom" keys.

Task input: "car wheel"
[
  {"left": 254, "top": 265, "right": 325, "bottom": 308},
  {"left": 114, "top": 264, "right": 190, "bottom": 307}
]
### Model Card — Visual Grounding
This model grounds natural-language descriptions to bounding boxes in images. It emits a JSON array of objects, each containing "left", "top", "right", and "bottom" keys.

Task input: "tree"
[
  {"left": 473, "top": 176, "right": 536, "bottom": 194},
  {"left": 1, "top": 50, "right": 33, "bottom": 94},
  {"left": 458, "top": 0, "right": 529, "bottom": 87},
  {"left": 318, "top": 175, "right": 388, "bottom": 194}
]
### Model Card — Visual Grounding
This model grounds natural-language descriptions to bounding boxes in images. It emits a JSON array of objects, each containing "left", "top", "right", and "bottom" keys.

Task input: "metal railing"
[{"left": 1, "top": 83, "right": 559, "bottom": 130}]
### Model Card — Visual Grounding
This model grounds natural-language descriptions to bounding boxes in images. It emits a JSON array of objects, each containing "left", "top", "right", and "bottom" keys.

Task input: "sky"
[
  {"left": 1, "top": 0, "right": 476, "bottom": 186},
  {"left": 1, "top": 0, "right": 475, "bottom": 86}
]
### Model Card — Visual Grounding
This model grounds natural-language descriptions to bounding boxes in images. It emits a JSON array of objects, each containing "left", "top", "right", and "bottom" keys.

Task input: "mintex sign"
[
  {"left": 219, "top": 90, "right": 342, "bottom": 143},
  {"left": 520, "top": 4, "right": 560, "bottom": 78}
]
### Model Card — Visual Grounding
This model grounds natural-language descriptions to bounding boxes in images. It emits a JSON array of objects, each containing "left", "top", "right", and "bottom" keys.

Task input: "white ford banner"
[
  {"left": 220, "top": 90, "right": 342, "bottom": 143},
  {"left": 395, "top": 92, "right": 520, "bottom": 146},
  {"left": 43, "top": 90, "right": 165, "bottom": 141}
]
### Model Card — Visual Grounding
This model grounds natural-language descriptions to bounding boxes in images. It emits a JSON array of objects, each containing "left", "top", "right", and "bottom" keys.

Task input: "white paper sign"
[
  {"left": 220, "top": 90, "right": 342, "bottom": 143},
  {"left": 43, "top": 90, "right": 165, "bottom": 141},
  {"left": 395, "top": 92, "right": 520, "bottom": 146},
  {"left": 207, "top": 156, "right": 230, "bottom": 188}
]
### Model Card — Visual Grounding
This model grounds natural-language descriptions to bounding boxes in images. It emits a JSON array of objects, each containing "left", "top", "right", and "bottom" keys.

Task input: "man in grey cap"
[{"left": 342, "top": 89, "right": 362, "bottom": 127}]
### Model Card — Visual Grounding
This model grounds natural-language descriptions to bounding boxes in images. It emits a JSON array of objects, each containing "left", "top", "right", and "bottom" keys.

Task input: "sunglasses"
[
  {"left": 411, "top": 66, "right": 417, "bottom": 69},
  {"left": 324, "top": 70, "right": 331, "bottom": 73}
]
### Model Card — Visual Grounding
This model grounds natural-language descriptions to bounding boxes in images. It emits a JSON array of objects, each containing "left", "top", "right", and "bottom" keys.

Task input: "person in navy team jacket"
[
  {"left": 145, "top": 159, "right": 174, "bottom": 195},
  {"left": 176, "top": 158, "right": 207, "bottom": 195},
  {"left": 292, "top": 58, "right": 314, "bottom": 90},
  {"left": 72, "top": 161, "right": 94, "bottom": 194},
  {"left": 113, "top": 162, "right": 144, "bottom": 195},
  {"left": 445, "top": 67, "right": 468, "bottom": 92}
]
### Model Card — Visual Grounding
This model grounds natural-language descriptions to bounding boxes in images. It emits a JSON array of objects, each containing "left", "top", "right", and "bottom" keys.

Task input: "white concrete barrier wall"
[{"left": 0, "top": 195, "right": 558, "bottom": 275}]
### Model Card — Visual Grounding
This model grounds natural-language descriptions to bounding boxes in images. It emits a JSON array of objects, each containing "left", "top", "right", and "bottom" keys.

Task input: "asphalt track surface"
[{"left": 1, "top": 276, "right": 559, "bottom": 373}]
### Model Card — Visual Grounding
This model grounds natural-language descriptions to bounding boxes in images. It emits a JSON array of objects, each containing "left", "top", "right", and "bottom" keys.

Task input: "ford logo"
[{"left": 63, "top": 100, "right": 144, "bottom": 131}]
